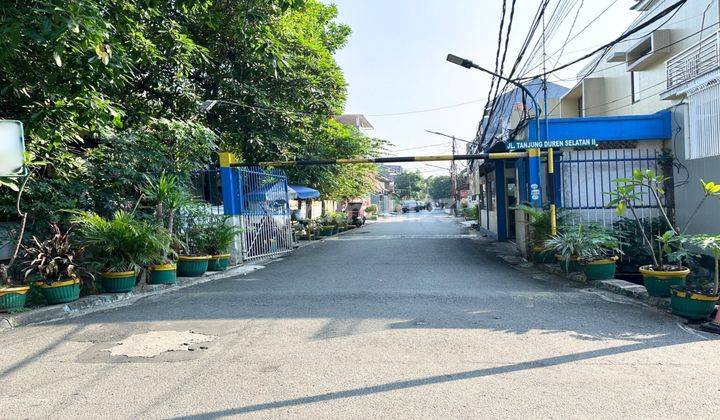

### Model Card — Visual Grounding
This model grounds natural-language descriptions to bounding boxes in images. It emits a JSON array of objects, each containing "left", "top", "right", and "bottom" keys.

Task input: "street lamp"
[
  {"left": 446, "top": 54, "right": 541, "bottom": 139},
  {"left": 447, "top": 53, "right": 553, "bottom": 233}
]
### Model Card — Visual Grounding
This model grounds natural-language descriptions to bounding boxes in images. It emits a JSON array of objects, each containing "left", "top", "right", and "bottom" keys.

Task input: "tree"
[
  {"left": 427, "top": 175, "right": 451, "bottom": 200},
  {"left": 394, "top": 171, "right": 426, "bottom": 200},
  {"left": 285, "top": 120, "right": 387, "bottom": 200},
  {"left": 0, "top": 0, "right": 377, "bottom": 230}
]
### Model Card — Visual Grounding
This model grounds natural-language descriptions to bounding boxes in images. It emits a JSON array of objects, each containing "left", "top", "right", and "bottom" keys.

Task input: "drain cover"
[{"left": 104, "top": 331, "right": 216, "bottom": 358}]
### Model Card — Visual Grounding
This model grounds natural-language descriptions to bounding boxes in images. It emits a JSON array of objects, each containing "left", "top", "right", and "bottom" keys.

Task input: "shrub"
[
  {"left": 197, "top": 216, "right": 242, "bottom": 256},
  {"left": 72, "top": 211, "right": 168, "bottom": 273}
]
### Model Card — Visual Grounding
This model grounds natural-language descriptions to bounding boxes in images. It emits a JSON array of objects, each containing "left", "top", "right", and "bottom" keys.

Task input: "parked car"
[{"left": 401, "top": 200, "right": 416, "bottom": 213}]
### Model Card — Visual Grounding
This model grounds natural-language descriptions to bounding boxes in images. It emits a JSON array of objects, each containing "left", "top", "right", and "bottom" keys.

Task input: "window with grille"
[{"left": 686, "top": 83, "right": 720, "bottom": 160}]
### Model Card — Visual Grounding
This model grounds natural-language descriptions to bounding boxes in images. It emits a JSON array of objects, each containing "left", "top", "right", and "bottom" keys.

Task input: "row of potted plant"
[
  {"left": 0, "top": 174, "right": 241, "bottom": 311},
  {"left": 365, "top": 204, "right": 379, "bottom": 220},
  {"left": 520, "top": 170, "right": 720, "bottom": 322},
  {"left": 318, "top": 212, "right": 350, "bottom": 237}
]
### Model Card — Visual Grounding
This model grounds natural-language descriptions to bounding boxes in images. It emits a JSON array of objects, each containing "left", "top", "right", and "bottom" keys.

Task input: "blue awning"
[{"left": 289, "top": 185, "right": 320, "bottom": 200}]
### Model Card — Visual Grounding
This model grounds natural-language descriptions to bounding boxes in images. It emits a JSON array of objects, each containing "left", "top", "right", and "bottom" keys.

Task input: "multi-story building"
[
  {"left": 555, "top": 0, "right": 720, "bottom": 234},
  {"left": 472, "top": 0, "right": 720, "bottom": 251}
]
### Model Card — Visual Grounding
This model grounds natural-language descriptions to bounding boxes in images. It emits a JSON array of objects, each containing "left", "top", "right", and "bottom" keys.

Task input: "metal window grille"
[
  {"left": 558, "top": 148, "right": 663, "bottom": 226},
  {"left": 686, "top": 82, "right": 720, "bottom": 160}
]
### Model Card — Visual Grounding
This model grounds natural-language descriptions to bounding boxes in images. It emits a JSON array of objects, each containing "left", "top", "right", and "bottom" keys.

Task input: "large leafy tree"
[
  {"left": 427, "top": 175, "right": 451, "bottom": 200},
  {"left": 0, "top": 0, "right": 379, "bottom": 227},
  {"left": 285, "top": 120, "right": 387, "bottom": 200},
  {"left": 190, "top": 0, "right": 350, "bottom": 160},
  {"left": 394, "top": 171, "right": 426, "bottom": 200}
]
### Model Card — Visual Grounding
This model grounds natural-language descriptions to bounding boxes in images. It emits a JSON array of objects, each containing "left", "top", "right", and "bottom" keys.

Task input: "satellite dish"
[{"left": 0, "top": 120, "right": 26, "bottom": 177}]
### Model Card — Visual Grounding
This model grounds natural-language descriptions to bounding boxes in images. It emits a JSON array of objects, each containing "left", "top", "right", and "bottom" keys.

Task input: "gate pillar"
[{"left": 219, "top": 152, "right": 243, "bottom": 264}]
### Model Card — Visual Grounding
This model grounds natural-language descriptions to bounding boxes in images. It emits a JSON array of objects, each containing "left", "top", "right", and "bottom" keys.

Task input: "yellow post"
[
  {"left": 219, "top": 151, "right": 238, "bottom": 168},
  {"left": 548, "top": 147, "right": 557, "bottom": 235}
]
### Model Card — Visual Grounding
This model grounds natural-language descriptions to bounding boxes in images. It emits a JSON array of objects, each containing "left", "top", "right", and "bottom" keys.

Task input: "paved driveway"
[{"left": 1, "top": 210, "right": 718, "bottom": 418}]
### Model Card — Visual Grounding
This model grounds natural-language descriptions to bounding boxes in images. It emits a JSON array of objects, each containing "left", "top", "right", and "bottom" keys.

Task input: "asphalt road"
[{"left": 1, "top": 210, "right": 719, "bottom": 419}]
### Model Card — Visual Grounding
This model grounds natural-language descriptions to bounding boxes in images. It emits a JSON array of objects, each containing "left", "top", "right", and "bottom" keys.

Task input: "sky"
[{"left": 327, "top": 0, "right": 639, "bottom": 175}]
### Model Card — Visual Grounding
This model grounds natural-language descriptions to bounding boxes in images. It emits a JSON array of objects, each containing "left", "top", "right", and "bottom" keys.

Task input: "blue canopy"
[{"left": 289, "top": 185, "right": 320, "bottom": 200}]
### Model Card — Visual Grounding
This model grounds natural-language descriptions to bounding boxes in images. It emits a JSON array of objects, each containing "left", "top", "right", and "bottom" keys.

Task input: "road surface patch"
[{"left": 103, "top": 330, "right": 216, "bottom": 358}]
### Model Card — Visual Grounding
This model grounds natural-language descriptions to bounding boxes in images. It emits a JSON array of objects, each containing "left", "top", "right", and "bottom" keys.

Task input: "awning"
[{"left": 288, "top": 185, "right": 320, "bottom": 200}]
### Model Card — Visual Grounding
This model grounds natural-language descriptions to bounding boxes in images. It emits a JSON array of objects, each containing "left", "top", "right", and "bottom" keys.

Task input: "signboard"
[
  {"left": 508, "top": 138, "right": 597, "bottom": 150},
  {"left": 0, "top": 120, "right": 26, "bottom": 177}
]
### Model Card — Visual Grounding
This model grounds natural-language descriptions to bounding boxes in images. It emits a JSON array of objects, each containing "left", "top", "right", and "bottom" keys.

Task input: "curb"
[
  {"left": 294, "top": 221, "right": 372, "bottom": 249},
  {"left": 457, "top": 221, "right": 674, "bottom": 311},
  {"left": 0, "top": 263, "right": 265, "bottom": 331}
]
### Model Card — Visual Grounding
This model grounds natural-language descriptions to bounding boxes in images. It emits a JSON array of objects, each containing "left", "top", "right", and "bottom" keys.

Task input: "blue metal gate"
[
  {"left": 220, "top": 166, "right": 293, "bottom": 261},
  {"left": 558, "top": 148, "right": 664, "bottom": 226},
  {"left": 238, "top": 167, "right": 293, "bottom": 261}
]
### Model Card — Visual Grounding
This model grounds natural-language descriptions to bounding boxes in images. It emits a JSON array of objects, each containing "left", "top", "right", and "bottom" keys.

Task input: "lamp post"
[
  {"left": 446, "top": 54, "right": 542, "bottom": 149},
  {"left": 446, "top": 54, "right": 553, "bottom": 238}
]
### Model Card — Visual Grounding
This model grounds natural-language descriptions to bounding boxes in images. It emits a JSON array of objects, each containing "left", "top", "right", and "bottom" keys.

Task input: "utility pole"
[
  {"left": 450, "top": 136, "right": 458, "bottom": 214},
  {"left": 424, "top": 130, "right": 472, "bottom": 212}
]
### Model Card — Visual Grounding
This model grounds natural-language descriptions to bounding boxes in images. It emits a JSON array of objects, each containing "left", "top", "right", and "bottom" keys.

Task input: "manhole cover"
[{"left": 103, "top": 331, "right": 216, "bottom": 358}]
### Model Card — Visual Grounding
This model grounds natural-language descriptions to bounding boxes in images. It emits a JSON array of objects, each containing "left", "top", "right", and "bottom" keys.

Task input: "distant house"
[{"left": 333, "top": 114, "right": 374, "bottom": 132}]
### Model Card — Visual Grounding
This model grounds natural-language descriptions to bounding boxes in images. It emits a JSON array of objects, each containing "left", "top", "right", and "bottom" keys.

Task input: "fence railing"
[
  {"left": 559, "top": 148, "right": 663, "bottom": 226},
  {"left": 666, "top": 30, "right": 719, "bottom": 91}
]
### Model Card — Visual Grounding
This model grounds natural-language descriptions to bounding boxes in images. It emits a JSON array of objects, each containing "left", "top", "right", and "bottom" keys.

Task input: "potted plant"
[
  {"left": 365, "top": 204, "right": 378, "bottom": 220},
  {"left": 668, "top": 235, "right": 720, "bottom": 320},
  {"left": 318, "top": 213, "right": 336, "bottom": 237},
  {"left": 142, "top": 173, "right": 190, "bottom": 285},
  {"left": 334, "top": 212, "right": 348, "bottom": 232},
  {"left": 73, "top": 211, "right": 167, "bottom": 293},
  {"left": 22, "top": 224, "right": 89, "bottom": 304},
  {"left": 544, "top": 224, "right": 606, "bottom": 274},
  {"left": 578, "top": 226, "right": 622, "bottom": 281},
  {"left": 201, "top": 216, "right": 241, "bottom": 271},
  {"left": 514, "top": 204, "right": 567, "bottom": 263},
  {"left": 609, "top": 171, "right": 720, "bottom": 297},
  {"left": 175, "top": 203, "right": 212, "bottom": 277}
]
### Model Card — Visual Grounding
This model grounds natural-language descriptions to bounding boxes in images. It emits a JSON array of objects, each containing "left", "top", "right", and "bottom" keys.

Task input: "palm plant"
[
  {"left": 513, "top": 204, "right": 570, "bottom": 248},
  {"left": 72, "top": 210, "right": 169, "bottom": 273},
  {"left": 141, "top": 173, "right": 191, "bottom": 262},
  {"left": 544, "top": 224, "right": 621, "bottom": 267},
  {"left": 196, "top": 216, "right": 242, "bottom": 256}
]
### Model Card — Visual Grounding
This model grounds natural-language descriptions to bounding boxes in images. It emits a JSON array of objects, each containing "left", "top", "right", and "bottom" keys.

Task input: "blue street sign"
[{"left": 508, "top": 138, "right": 597, "bottom": 150}]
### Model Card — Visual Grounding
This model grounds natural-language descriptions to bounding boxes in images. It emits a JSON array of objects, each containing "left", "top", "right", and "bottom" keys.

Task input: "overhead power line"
[{"left": 522, "top": 0, "right": 688, "bottom": 80}]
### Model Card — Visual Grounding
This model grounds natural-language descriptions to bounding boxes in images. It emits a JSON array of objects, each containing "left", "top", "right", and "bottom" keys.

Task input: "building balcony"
[{"left": 662, "top": 30, "right": 720, "bottom": 99}]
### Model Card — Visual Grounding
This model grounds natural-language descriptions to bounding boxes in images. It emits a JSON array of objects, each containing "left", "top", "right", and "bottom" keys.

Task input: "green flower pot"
[
  {"left": 319, "top": 227, "right": 334, "bottom": 237},
  {"left": 640, "top": 266, "right": 689, "bottom": 297},
  {"left": 670, "top": 286, "right": 718, "bottom": 320},
  {"left": 38, "top": 279, "right": 81, "bottom": 304},
  {"left": 101, "top": 271, "right": 137, "bottom": 293},
  {"left": 177, "top": 256, "right": 210, "bottom": 277},
  {"left": 208, "top": 254, "right": 231, "bottom": 272},
  {"left": 148, "top": 264, "right": 177, "bottom": 285},
  {"left": 0, "top": 286, "right": 29, "bottom": 312},
  {"left": 583, "top": 258, "right": 618, "bottom": 281}
]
